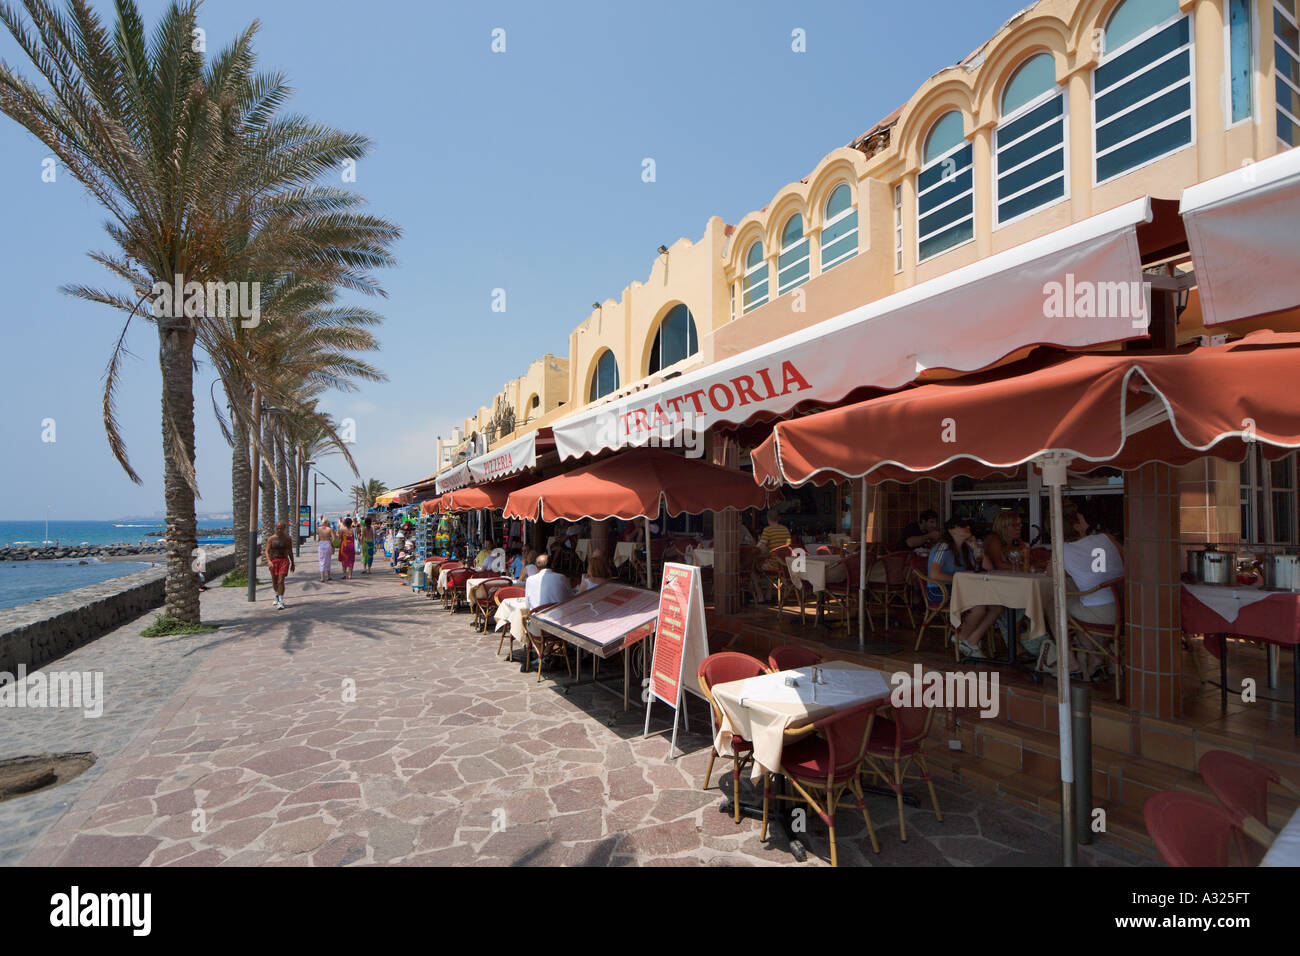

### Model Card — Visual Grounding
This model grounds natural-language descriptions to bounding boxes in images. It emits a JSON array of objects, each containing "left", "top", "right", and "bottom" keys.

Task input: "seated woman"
[
  {"left": 927, "top": 517, "right": 1000, "bottom": 659},
  {"left": 521, "top": 548, "right": 540, "bottom": 580},
  {"left": 506, "top": 547, "right": 524, "bottom": 580},
  {"left": 580, "top": 551, "right": 612, "bottom": 592},
  {"left": 1046, "top": 501, "right": 1125, "bottom": 676},
  {"left": 982, "top": 509, "right": 1027, "bottom": 572}
]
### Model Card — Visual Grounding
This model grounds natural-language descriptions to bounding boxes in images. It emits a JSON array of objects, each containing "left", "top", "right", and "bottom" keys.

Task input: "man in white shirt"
[{"left": 525, "top": 554, "right": 574, "bottom": 609}]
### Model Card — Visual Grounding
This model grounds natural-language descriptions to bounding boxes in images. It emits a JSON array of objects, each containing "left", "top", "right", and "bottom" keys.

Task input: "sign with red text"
[{"left": 646, "top": 563, "right": 709, "bottom": 712}]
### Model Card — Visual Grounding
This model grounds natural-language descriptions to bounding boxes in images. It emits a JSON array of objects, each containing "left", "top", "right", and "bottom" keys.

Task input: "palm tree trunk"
[
  {"left": 160, "top": 322, "right": 201, "bottom": 623},
  {"left": 275, "top": 431, "right": 289, "bottom": 529},
  {"left": 287, "top": 445, "right": 299, "bottom": 549},
  {"left": 231, "top": 392, "right": 250, "bottom": 574},
  {"left": 261, "top": 417, "right": 275, "bottom": 546}
]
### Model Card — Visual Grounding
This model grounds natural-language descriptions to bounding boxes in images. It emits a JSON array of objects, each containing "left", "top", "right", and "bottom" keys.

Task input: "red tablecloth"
[{"left": 1181, "top": 585, "right": 1300, "bottom": 657}]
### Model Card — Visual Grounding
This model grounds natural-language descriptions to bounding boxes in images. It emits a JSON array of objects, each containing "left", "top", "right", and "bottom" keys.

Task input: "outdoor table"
[
  {"left": 785, "top": 553, "right": 846, "bottom": 625},
  {"left": 466, "top": 574, "right": 509, "bottom": 603},
  {"left": 1261, "top": 808, "right": 1300, "bottom": 866},
  {"left": 530, "top": 583, "right": 661, "bottom": 712},
  {"left": 690, "top": 548, "right": 715, "bottom": 568},
  {"left": 710, "top": 661, "right": 892, "bottom": 781},
  {"left": 613, "top": 541, "right": 637, "bottom": 567},
  {"left": 576, "top": 538, "right": 591, "bottom": 561},
  {"left": 950, "top": 570, "right": 1055, "bottom": 675},
  {"left": 494, "top": 596, "right": 530, "bottom": 657},
  {"left": 1180, "top": 583, "right": 1300, "bottom": 735}
]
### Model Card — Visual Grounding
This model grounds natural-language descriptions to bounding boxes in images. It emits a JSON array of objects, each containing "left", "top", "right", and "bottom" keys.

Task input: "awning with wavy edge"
[
  {"left": 552, "top": 198, "right": 1153, "bottom": 461},
  {"left": 751, "top": 331, "right": 1300, "bottom": 488},
  {"left": 503, "top": 448, "right": 775, "bottom": 522},
  {"left": 436, "top": 476, "right": 531, "bottom": 513},
  {"left": 374, "top": 487, "right": 414, "bottom": 506},
  {"left": 1181, "top": 147, "right": 1300, "bottom": 327},
  {"left": 434, "top": 429, "right": 552, "bottom": 494}
]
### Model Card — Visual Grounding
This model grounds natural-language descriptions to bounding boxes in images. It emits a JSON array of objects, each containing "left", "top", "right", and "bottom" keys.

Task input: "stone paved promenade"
[{"left": 2, "top": 566, "right": 1150, "bottom": 866}]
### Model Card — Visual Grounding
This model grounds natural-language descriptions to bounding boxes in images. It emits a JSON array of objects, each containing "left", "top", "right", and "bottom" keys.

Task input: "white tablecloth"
[
  {"left": 576, "top": 538, "right": 591, "bottom": 561},
  {"left": 711, "top": 661, "right": 892, "bottom": 780},
  {"left": 690, "top": 548, "right": 715, "bottom": 568},
  {"left": 1183, "top": 583, "right": 1278, "bottom": 625},
  {"left": 493, "top": 596, "right": 530, "bottom": 645},
  {"left": 613, "top": 541, "right": 637, "bottom": 567},
  {"left": 785, "top": 553, "right": 846, "bottom": 593},
  {"left": 1262, "top": 808, "right": 1300, "bottom": 866}
]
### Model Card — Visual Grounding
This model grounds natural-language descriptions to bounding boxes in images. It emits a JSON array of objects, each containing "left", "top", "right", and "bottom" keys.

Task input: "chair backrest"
[
  {"left": 495, "top": 586, "right": 525, "bottom": 604},
  {"left": 767, "top": 644, "right": 823, "bottom": 671},
  {"left": 1144, "top": 792, "right": 1245, "bottom": 867},
  {"left": 816, "top": 545, "right": 833, "bottom": 554},
  {"left": 770, "top": 544, "right": 794, "bottom": 559},
  {"left": 813, "top": 701, "right": 878, "bottom": 778},
  {"left": 1198, "top": 750, "right": 1278, "bottom": 825},
  {"left": 840, "top": 552, "right": 861, "bottom": 588},
  {"left": 911, "top": 568, "right": 950, "bottom": 611},
  {"left": 880, "top": 690, "right": 937, "bottom": 751},
  {"left": 880, "top": 550, "right": 912, "bottom": 585},
  {"left": 697, "top": 652, "right": 768, "bottom": 722}
]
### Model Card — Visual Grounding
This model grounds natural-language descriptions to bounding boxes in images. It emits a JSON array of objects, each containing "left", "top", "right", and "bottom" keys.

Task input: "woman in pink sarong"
[{"left": 338, "top": 516, "right": 357, "bottom": 579}]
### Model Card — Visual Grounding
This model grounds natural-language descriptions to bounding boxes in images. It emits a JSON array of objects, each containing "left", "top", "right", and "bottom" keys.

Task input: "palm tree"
[
  {"left": 351, "top": 479, "right": 388, "bottom": 516},
  {"left": 0, "top": 1, "right": 399, "bottom": 621}
]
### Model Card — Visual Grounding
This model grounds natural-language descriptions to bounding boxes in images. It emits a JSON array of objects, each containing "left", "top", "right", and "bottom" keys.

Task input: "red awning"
[
  {"left": 503, "top": 448, "right": 774, "bottom": 521},
  {"left": 419, "top": 498, "right": 441, "bottom": 516},
  {"left": 752, "top": 331, "right": 1300, "bottom": 487},
  {"left": 438, "top": 476, "right": 530, "bottom": 513}
]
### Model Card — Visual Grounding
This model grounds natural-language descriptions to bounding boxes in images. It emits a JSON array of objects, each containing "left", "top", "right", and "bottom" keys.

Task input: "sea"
[{"left": 0, "top": 520, "right": 235, "bottom": 611}]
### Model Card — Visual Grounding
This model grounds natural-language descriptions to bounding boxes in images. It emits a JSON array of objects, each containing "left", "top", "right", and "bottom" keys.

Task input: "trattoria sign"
[{"left": 552, "top": 197, "right": 1153, "bottom": 461}]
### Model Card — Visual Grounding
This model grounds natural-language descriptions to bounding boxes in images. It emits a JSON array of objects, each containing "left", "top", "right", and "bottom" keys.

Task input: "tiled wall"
[
  {"left": 1124, "top": 463, "right": 1183, "bottom": 720},
  {"left": 711, "top": 438, "right": 741, "bottom": 614},
  {"left": 1178, "top": 458, "right": 1242, "bottom": 555}
]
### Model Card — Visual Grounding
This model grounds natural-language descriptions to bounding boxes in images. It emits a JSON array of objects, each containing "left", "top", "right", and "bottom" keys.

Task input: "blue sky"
[{"left": 0, "top": 0, "right": 1015, "bottom": 519}]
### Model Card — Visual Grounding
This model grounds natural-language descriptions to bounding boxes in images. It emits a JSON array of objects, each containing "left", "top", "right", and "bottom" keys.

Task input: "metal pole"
[
  {"left": 858, "top": 477, "right": 867, "bottom": 651},
  {"left": 1072, "top": 683, "right": 1093, "bottom": 845},
  {"left": 645, "top": 518, "right": 652, "bottom": 590},
  {"left": 1043, "top": 459, "right": 1077, "bottom": 866},
  {"left": 247, "top": 389, "right": 261, "bottom": 602}
]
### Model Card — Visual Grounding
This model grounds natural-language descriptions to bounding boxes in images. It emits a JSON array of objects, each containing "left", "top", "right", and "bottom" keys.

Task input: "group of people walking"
[{"left": 260, "top": 514, "right": 379, "bottom": 611}]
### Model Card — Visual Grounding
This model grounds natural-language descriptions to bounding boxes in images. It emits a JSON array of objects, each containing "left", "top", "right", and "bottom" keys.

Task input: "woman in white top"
[{"left": 1054, "top": 502, "right": 1124, "bottom": 625}]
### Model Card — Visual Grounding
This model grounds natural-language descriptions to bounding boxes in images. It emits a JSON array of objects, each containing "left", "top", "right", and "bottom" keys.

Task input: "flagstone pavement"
[{"left": 1, "top": 565, "right": 1153, "bottom": 867}]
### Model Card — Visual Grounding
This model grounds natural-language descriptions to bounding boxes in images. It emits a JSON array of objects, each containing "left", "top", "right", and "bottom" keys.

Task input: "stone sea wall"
[{"left": 0, "top": 545, "right": 237, "bottom": 675}]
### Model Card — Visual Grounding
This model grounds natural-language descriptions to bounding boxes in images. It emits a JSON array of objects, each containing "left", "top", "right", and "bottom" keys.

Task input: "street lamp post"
[{"left": 246, "top": 390, "right": 261, "bottom": 602}]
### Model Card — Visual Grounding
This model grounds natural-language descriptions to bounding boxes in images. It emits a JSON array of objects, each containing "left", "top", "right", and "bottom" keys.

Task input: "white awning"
[
  {"left": 1181, "top": 148, "right": 1300, "bottom": 327},
  {"left": 552, "top": 198, "right": 1153, "bottom": 460},
  {"left": 434, "top": 429, "right": 547, "bottom": 493},
  {"left": 434, "top": 462, "right": 471, "bottom": 495}
]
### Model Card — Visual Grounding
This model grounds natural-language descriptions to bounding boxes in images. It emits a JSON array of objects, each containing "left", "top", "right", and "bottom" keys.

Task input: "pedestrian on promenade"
[
  {"left": 265, "top": 521, "right": 295, "bottom": 610},
  {"left": 316, "top": 519, "right": 334, "bottom": 582},
  {"left": 339, "top": 517, "right": 357, "bottom": 580},
  {"left": 360, "top": 517, "right": 376, "bottom": 574}
]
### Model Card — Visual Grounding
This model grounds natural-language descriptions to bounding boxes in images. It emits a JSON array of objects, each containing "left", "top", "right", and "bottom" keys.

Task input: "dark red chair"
[
  {"left": 444, "top": 567, "right": 475, "bottom": 610},
  {"left": 1144, "top": 791, "right": 1252, "bottom": 867},
  {"left": 762, "top": 701, "right": 883, "bottom": 866},
  {"left": 522, "top": 602, "right": 570, "bottom": 681},
  {"left": 698, "top": 652, "right": 770, "bottom": 823},
  {"left": 862, "top": 694, "right": 943, "bottom": 842},
  {"left": 472, "top": 577, "right": 512, "bottom": 633},
  {"left": 1198, "top": 750, "right": 1298, "bottom": 863},
  {"left": 868, "top": 550, "right": 914, "bottom": 630},
  {"left": 767, "top": 644, "right": 823, "bottom": 672},
  {"left": 822, "top": 552, "right": 861, "bottom": 632}
]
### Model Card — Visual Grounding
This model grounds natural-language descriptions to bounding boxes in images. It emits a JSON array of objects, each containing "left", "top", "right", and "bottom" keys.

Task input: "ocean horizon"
[{"left": 1, "top": 519, "right": 235, "bottom": 548}]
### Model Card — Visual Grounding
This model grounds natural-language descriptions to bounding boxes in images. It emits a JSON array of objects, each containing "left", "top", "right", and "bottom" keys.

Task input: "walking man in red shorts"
[{"left": 264, "top": 521, "right": 295, "bottom": 610}]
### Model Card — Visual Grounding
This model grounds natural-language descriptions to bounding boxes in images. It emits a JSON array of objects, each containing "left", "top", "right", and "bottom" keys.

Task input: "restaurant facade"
[{"left": 398, "top": 0, "right": 1300, "bottom": 841}]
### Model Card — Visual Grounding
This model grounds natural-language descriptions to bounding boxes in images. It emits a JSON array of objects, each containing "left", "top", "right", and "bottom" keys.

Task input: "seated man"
[
  {"left": 897, "top": 508, "right": 941, "bottom": 551},
  {"left": 473, "top": 540, "right": 495, "bottom": 571},
  {"left": 525, "top": 553, "right": 574, "bottom": 610}
]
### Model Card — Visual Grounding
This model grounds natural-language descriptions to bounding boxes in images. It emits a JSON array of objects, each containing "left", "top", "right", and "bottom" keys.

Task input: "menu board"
[
  {"left": 531, "top": 583, "right": 661, "bottom": 658},
  {"left": 646, "top": 562, "right": 710, "bottom": 712}
]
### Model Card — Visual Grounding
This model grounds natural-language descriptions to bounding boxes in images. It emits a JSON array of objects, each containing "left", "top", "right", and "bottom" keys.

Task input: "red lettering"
[
  {"left": 731, "top": 375, "right": 762, "bottom": 406},
  {"left": 683, "top": 389, "right": 708, "bottom": 414},
  {"left": 633, "top": 409, "right": 651, "bottom": 433},
  {"left": 755, "top": 367, "right": 778, "bottom": 400},
  {"left": 707, "top": 383, "right": 735, "bottom": 412},
  {"left": 665, "top": 395, "right": 687, "bottom": 419},
  {"left": 779, "top": 361, "right": 812, "bottom": 396},
  {"left": 650, "top": 403, "right": 670, "bottom": 429},
  {"left": 618, "top": 412, "right": 632, "bottom": 436}
]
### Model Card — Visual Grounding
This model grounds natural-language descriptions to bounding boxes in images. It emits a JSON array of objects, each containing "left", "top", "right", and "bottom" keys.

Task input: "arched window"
[
  {"left": 917, "top": 110, "right": 974, "bottom": 262},
  {"left": 1094, "top": 0, "right": 1192, "bottom": 183},
  {"left": 995, "top": 53, "right": 1067, "bottom": 226},
  {"left": 647, "top": 304, "right": 698, "bottom": 374},
  {"left": 741, "top": 240, "right": 769, "bottom": 313},
  {"left": 820, "top": 185, "right": 858, "bottom": 272},
  {"left": 588, "top": 349, "right": 619, "bottom": 403},
  {"left": 777, "top": 214, "right": 810, "bottom": 295}
]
